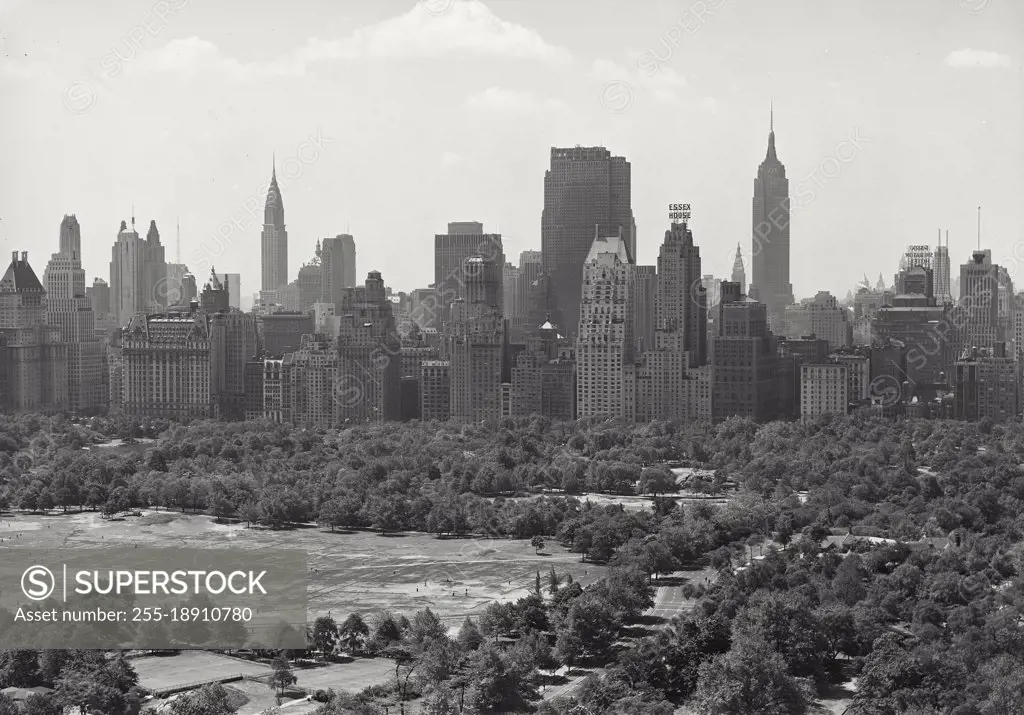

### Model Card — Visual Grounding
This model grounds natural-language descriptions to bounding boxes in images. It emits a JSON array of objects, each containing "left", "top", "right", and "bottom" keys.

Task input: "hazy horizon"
[{"left": 1, "top": 0, "right": 1021, "bottom": 305}]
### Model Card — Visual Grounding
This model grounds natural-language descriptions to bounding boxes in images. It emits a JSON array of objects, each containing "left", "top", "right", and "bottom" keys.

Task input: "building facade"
[
  {"left": 750, "top": 112, "right": 793, "bottom": 332},
  {"left": 261, "top": 164, "right": 288, "bottom": 293},
  {"left": 576, "top": 233, "right": 635, "bottom": 420},
  {"left": 542, "top": 146, "right": 635, "bottom": 337}
]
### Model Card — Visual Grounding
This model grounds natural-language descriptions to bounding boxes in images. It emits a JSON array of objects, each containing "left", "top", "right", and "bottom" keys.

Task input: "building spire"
[{"left": 765, "top": 101, "right": 777, "bottom": 161}]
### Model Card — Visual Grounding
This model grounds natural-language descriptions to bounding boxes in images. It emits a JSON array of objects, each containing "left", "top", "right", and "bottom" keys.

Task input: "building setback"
[
  {"left": 261, "top": 163, "right": 288, "bottom": 293},
  {"left": 749, "top": 110, "right": 793, "bottom": 332},
  {"left": 43, "top": 215, "right": 107, "bottom": 413},
  {"left": 576, "top": 232, "right": 635, "bottom": 420},
  {"left": 711, "top": 282, "right": 778, "bottom": 422},
  {"left": 109, "top": 218, "right": 167, "bottom": 326},
  {"left": 0, "top": 251, "right": 69, "bottom": 413},
  {"left": 434, "top": 222, "right": 504, "bottom": 328}
]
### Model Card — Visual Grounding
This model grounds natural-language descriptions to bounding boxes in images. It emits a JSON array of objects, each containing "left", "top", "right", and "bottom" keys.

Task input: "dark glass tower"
[
  {"left": 750, "top": 108, "right": 793, "bottom": 330},
  {"left": 261, "top": 160, "right": 288, "bottom": 292},
  {"left": 542, "top": 146, "right": 635, "bottom": 337}
]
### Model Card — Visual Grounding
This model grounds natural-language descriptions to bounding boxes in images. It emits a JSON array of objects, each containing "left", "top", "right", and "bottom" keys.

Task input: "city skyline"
[{"left": 1, "top": 0, "right": 1019, "bottom": 303}]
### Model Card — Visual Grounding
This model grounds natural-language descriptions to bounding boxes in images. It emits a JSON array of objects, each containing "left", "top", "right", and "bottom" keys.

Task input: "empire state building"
[
  {"left": 750, "top": 108, "right": 793, "bottom": 330},
  {"left": 261, "top": 161, "right": 288, "bottom": 292}
]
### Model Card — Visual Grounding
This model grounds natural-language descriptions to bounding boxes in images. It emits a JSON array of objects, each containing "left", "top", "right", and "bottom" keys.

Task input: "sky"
[{"left": 1, "top": 0, "right": 1021, "bottom": 307}]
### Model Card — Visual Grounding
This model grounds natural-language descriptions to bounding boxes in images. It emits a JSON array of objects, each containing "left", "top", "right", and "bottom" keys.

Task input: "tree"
[
  {"left": 731, "top": 592, "right": 828, "bottom": 678},
  {"left": 270, "top": 656, "right": 296, "bottom": 697},
  {"left": 420, "top": 684, "right": 461, "bottom": 715},
  {"left": 457, "top": 617, "right": 483, "bottom": 652},
  {"left": 312, "top": 616, "right": 339, "bottom": 660},
  {"left": 555, "top": 628, "right": 582, "bottom": 674},
  {"left": 531, "top": 535, "right": 545, "bottom": 554},
  {"left": 338, "top": 613, "right": 369, "bottom": 655},
  {"left": 168, "top": 682, "right": 236, "bottom": 715},
  {"left": 410, "top": 608, "right": 447, "bottom": 646},
  {"left": 548, "top": 566, "right": 561, "bottom": 594},
  {"left": 693, "top": 636, "right": 809, "bottom": 715},
  {"left": 639, "top": 466, "right": 676, "bottom": 497},
  {"left": 0, "top": 649, "right": 39, "bottom": 687},
  {"left": 22, "top": 694, "right": 63, "bottom": 715},
  {"left": 0, "top": 694, "right": 18, "bottom": 715}
]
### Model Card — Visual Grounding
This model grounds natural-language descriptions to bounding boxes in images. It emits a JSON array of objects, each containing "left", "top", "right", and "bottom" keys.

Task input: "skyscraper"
[
  {"left": 322, "top": 234, "right": 357, "bottom": 308},
  {"left": 0, "top": 252, "right": 69, "bottom": 412},
  {"left": 261, "top": 162, "right": 288, "bottom": 293},
  {"left": 711, "top": 283, "right": 779, "bottom": 422},
  {"left": 542, "top": 146, "right": 636, "bottom": 337},
  {"left": 335, "top": 271, "right": 402, "bottom": 422},
  {"left": 576, "top": 231, "right": 635, "bottom": 419},
  {"left": 654, "top": 221, "right": 707, "bottom": 365},
  {"left": 635, "top": 220, "right": 708, "bottom": 422},
  {"left": 44, "top": 215, "right": 107, "bottom": 413},
  {"left": 750, "top": 109, "right": 793, "bottom": 331},
  {"left": 959, "top": 250, "right": 1000, "bottom": 352},
  {"left": 443, "top": 252, "right": 507, "bottom": 423},
  {"left": 434, "top": 222, "right": 504, "bottom": 327},
  {"left": 731, "top": 243, "right": 746, "bottom": 288},
  {"left": 934, "top": 230, "right": 952, "bottom": 304},
  {"left": 109, "top": 217, "right": 166, "bottom": 326}
]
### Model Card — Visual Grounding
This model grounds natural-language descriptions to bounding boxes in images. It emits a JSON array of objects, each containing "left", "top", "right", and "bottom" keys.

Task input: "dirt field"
[{"left": 0, "top": 510, "right": 604, "bottom": 624}]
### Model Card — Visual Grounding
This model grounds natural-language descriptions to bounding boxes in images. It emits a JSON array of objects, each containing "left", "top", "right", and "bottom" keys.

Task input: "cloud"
[
  {"left": 296, "top": 0, "right": 571, "bottom": 64},
  {"left": 699, "top": 97, "right": 720, "bottom": 113},
  {"left": 944, "top": 49, "right": 1012, "bottom": 68},
  {"left": 464, "top": 87, "right": 565, "bottom": 113},
  {"left": 126, "top": 1, "right": 570, "bottom": 80},
  {"left": 440, "top": 151, "right": 463, "bottom": 169},
  {"left": 591, "top": 57, "right": 687, "bottom": 102}
]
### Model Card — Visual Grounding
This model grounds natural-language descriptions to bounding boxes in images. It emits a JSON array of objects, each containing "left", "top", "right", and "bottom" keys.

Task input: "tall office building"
[
  {"left": 511, "top": 251, "right": 543, "bottom": 340},
  {"left": 542, "top": 146, "right": 636, "bottom": 337},
  {"left": 750, "top": 110, "right": 793, "bottom": 331},
  {"left": 959, "top": 250, "right": 1000, "bottom": 352},
  {"left": 0, "top": 252, "right": 69, "bottom": 412},
  {"left": 434, "top": 222, "right": 504, "bottom": 327},
  {"left": 164, "top": 263, "right": 190, "bottom": 307},
  {"left": 954, "top": 344, "right": 1018, "bottom": 422},
  {"left": 109, "top": 218, "right": 167, "bottom": 326},
  {"left": 636, "top": 221, "right": 707, "bottom": 422},
  {"left": 631, "top": 265, "right": 657, "bottom": 354},
  {"left": 576, "top": 232, "right": 635, "bottom": 419},
  {"left": 710, "top": 283, "right": 779, "bottom": 422},
  {"left": 261, "top": 163, "right": 288, "bottom": 293},
  {"left": 444, "top": 254, "right": 507, "bottom": 424},
  {"left": 87, "top": 277, "right": 111, "bottom": 318},
  {"left": 335, "top": 271, "right": 402, "bottom": 422},
  {"left": 220, "top": 273, "right": 241, "bottom": 309},
  {"left": 503, "top": 262, "right": 519, "bottom": 321},
  {"left": 43, "top": 215, "right": 107, "bottom": 413},
  {"left": 321, "top": 234, "right": 357, "bottom": 307},
  {"left": 731, "top": 243, "right": 746, "bottom": 288},
  {"left": 934, "top": 231, "right": 952, "bottom": 304},
  {"left": 654, "top": 221, "right": 707, "bottom": 365}
]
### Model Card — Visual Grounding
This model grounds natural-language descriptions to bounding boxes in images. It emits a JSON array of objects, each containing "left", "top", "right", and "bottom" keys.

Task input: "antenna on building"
[
  {"left": 131, "top": 205, "right": 135, "bottom": 231},
  {"left": 176, "top": 215, "right": 181, "bottom": 264},
  {"left": 977, "top": 206, "right": 981, "bottom": 250}
]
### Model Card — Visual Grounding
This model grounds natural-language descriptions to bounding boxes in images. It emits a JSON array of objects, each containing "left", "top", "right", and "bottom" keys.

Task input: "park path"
[{"left": 541, "top": 566, "right": 717, "bottom": 703}]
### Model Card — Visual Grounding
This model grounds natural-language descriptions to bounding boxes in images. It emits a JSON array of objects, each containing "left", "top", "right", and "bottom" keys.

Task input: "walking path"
[{"left": 542, "top": 566, "right": 718, "bottom": 702}]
